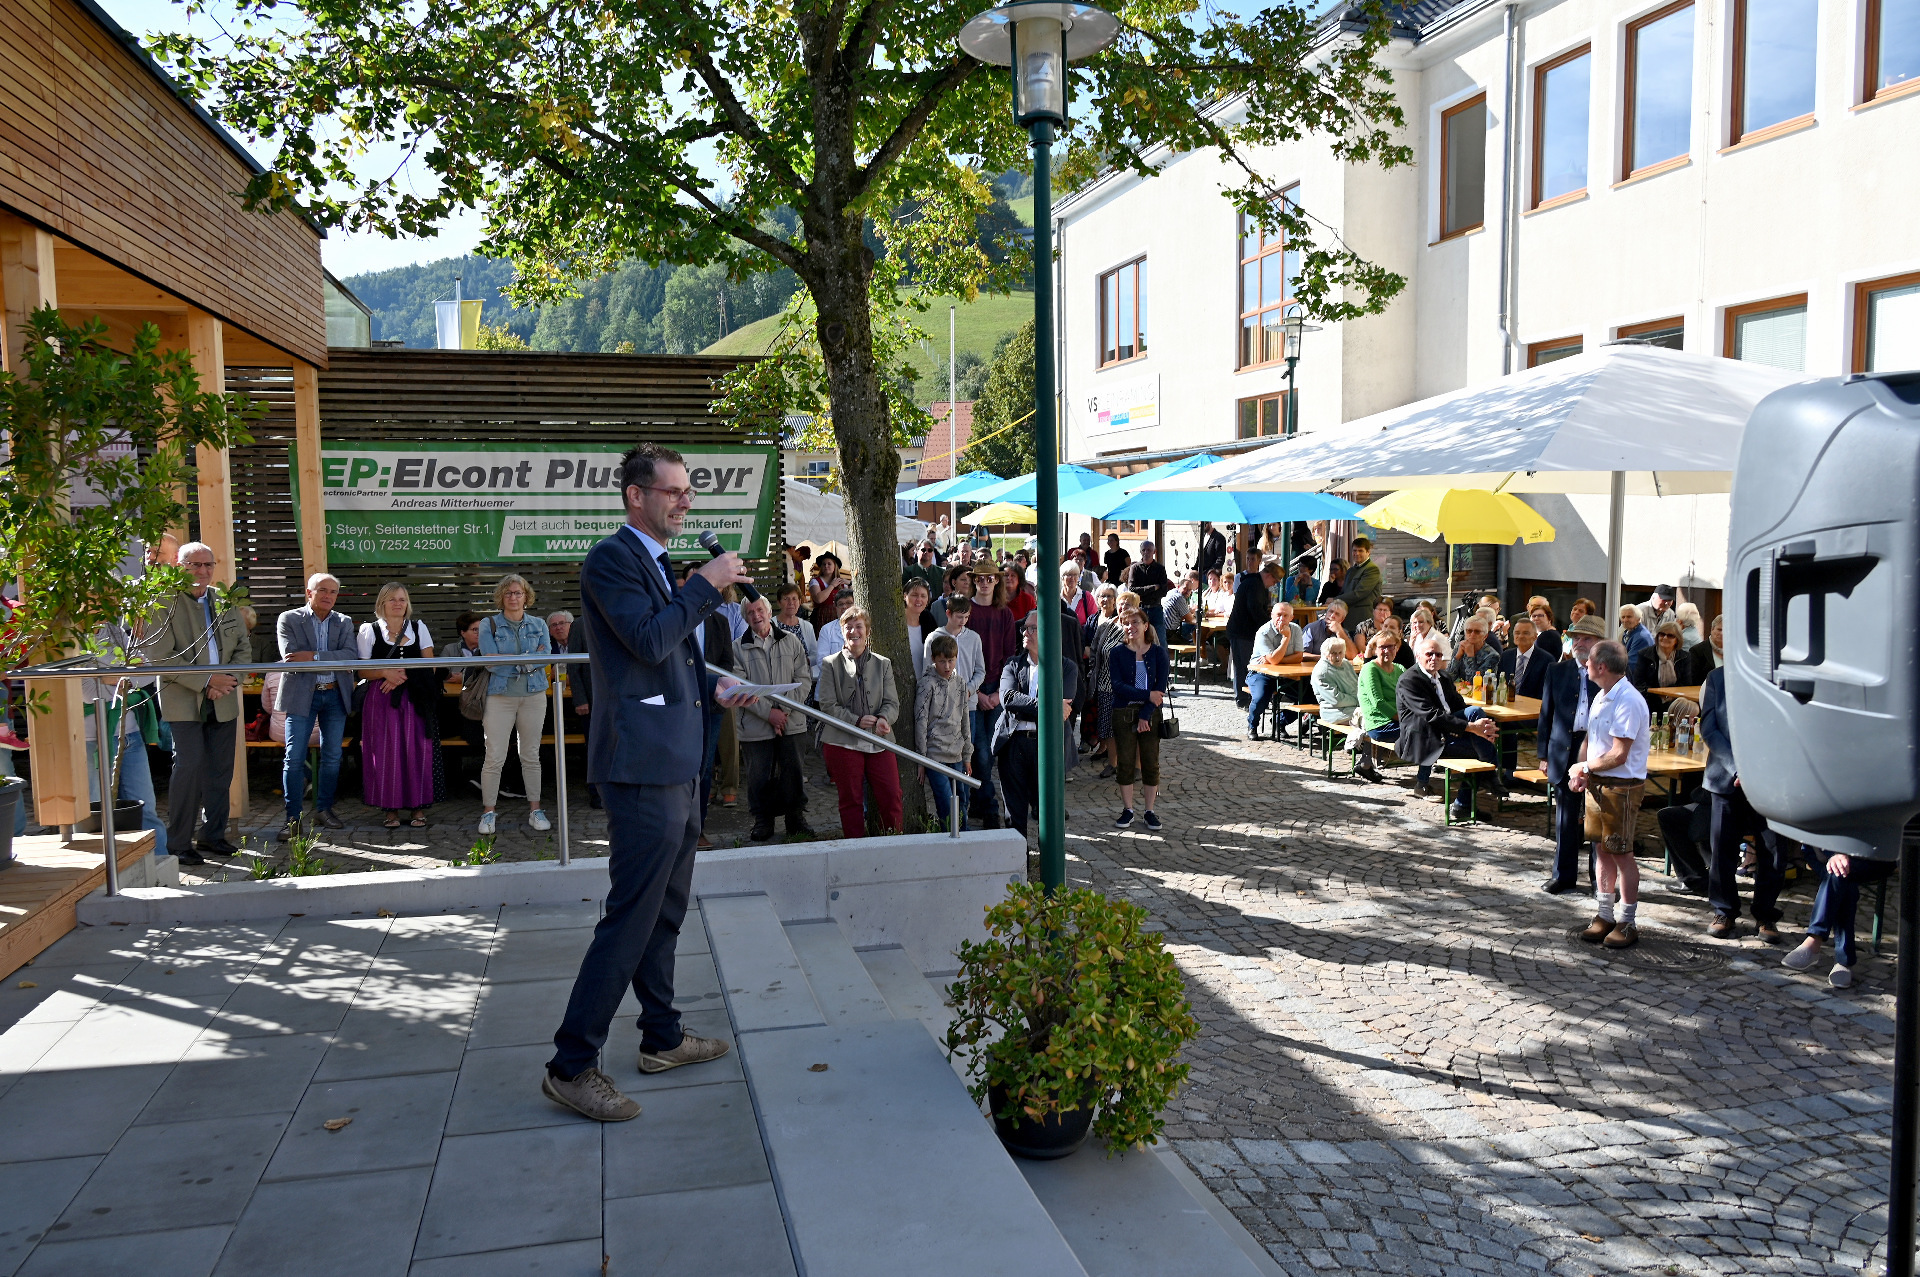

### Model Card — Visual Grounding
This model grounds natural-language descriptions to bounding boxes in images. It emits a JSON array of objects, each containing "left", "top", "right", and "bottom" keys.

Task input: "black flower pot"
[
  {"left": 989, "top": 1082, "right": 1093, "bottom": 1161},
  {"left": 76, "top": 798, "right": 145, "bottom": 835},
  {"left": 0, "top": 776, "right": 24, "bottom": 868}
]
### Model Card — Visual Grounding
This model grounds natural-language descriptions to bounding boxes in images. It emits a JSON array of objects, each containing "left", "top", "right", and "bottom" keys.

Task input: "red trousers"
[{"left": 821, "top": 743, "right": 903, "bottom": 839}]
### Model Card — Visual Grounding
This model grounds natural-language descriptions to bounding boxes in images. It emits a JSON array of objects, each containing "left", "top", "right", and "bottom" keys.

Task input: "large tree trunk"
[{"left": 809, "top": 235, "right": 927, "bottom": 829}]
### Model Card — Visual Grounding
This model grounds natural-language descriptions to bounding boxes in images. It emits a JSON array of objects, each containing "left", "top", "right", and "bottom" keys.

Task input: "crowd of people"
[{"left": 103, "top": 525, "right": 1872, "bottom": 984}]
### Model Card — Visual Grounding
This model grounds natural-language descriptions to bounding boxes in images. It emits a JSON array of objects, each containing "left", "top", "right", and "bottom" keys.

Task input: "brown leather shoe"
[
  {"left": 1580, "top": 915, "right": 1614, "bottom": 943},
  {"left": 1603, "top": 923, "right": 1640, "bottom": 949},
  {"left": 542, "top": 1067, "right": 641, "bottom": 1122},
  {"left": 638, "top": 1032, "right": 731, "bottom": 1074}
]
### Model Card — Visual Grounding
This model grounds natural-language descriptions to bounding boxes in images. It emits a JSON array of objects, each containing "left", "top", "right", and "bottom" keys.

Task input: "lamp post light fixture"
[
  {"left": 961, "top": 1, "right": 1118, "bottom": 893},
  {"left": 1276, "top": 303, "right": 1321, "bottom": 575}
]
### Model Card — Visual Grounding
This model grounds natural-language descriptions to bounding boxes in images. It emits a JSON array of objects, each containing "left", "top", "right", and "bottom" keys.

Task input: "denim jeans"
[
  {"left": 1144, "top": 604, "right": 1166, "bottom": 648},
  {"left": 926, "top": 768, "right": 968, "bottom": 833},
  {"left": 1805, "top": 849, "right": 1896, "bottom": 968},
  {"left": 283, "top": 684, "right": 348, "bottom": 819},
  {"left": 87, "top": 735, "right": 167, "bottom": 838},
  {"left": 969, "top": 707, "right": 999, "bottom": 812}
]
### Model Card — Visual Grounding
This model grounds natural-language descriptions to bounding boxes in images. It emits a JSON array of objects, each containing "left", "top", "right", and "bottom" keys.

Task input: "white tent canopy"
[
  {"left": 1138, "top": 346, "right": 1802, "bottom": 497},
  {"left": 1138, "top": 345, "right": 1805, "bottom": 630},
  {"left": 781, "top": 476, "right": 925, "bottom": 550}
]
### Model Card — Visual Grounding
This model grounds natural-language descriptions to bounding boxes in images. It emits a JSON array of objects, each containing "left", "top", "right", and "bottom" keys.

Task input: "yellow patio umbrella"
[
  {"left": 961, "top": 502, "right": 1039, "bottom": 526},
  {"left": 1356, "top": 488, "right": 1555, "bottom": 620}
]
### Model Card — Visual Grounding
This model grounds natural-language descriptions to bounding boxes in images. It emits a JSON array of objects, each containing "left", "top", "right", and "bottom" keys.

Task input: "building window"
[
  {"left": 1617, "top": 316, "right": 1686, "bottom": 348},
  {"left": 1724, "top": 294, "right": 1808, "bottom": 370},
  {"left": 1731, "top": 0, "right": 1818, "bottom": 142},
  {"left": 1098, "top": 257, "right": 1147, "bottom": 367},
  {"left": 1237, "top": 187, "right": 1301, "bottom": 370},
  {"left": 1102, "top": 519, "right": 1150, "bottom": 537},
  {"left": 1532, "top": 47, "right": 1591, "bottom": 207},
  {"left": 1853, "top": 272, "right": 1920, "bottom": 371},
  {"left": 1528, "top": 337, "right": 1583, "bottom": 367},
  {"left": 1623, "top": 2, "right": 1695, "bottom": 179},
  {"left": 1237, "top": 392, "right": 1292, "bottom": 439},
  {"left": 1439, "top": 94, "right": 1487, "bottom": 239},
  {"left": 1865, "top": 0, "right": 1920, "bottom": 102}
]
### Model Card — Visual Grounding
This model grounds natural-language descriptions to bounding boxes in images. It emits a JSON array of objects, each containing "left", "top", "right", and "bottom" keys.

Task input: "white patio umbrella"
[
  {"left": 1136, "top": 345, "right": 1804, "bottom": 630},
  {"left": 782, "top": 476, "right": 926, "bottom": 549}
]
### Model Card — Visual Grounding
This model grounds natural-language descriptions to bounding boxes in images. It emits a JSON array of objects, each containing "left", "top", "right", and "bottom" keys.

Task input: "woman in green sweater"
[{"left": 1355, "top": 632, "right": 1405, "bottom": 783}]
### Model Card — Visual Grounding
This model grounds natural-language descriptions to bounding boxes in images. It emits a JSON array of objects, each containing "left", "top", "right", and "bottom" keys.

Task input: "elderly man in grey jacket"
[
  {"left": 733, "top": 598, "right": 814, "bottom": 842},
  {"left": 275, "top": 573, "right": 359, "bottom": 838}
]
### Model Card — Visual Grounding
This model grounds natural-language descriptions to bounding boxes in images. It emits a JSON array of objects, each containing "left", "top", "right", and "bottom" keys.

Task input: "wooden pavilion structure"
[{"left": 0, "top": 0, "right": 329, "bottom": 827}]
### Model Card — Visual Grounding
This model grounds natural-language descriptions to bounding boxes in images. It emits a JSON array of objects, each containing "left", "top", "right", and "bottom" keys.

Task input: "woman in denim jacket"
[{"left": 476, "top": 574, "right": 552, "bottom": 835}]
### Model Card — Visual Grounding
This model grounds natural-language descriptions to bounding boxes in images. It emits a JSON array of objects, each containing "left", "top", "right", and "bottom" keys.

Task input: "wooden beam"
[
  {"left": 49, "top": 245, "right": 186, "bottom": 312},
  {"left": 293, "top": 361, "right": 328, "bottom": 581},
  {"left": 0, "top": 213, "right": 89, "bottom": 828},
  {"left": 185, "top": 311, "right": 247, "bottom": 823}
]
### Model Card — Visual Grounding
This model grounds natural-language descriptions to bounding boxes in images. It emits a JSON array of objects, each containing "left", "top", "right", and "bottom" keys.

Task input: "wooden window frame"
[
  {"left": 1728, "top": 0, "right": 1817, "bottom": 145},
  {"left": 1527, "top": 337, "right": 1583, "bottom": 367},
  {"left": 1102, "top": 518, "right": 1151, "bottom": 537},
  {"left": 1097, "top": 256, "right": 1148, "bottom": 369},
  {"left": 1852, "top": 270, "right": 1920, "bottom": 372},
  {"left": 1622, "top": 0, "right": 1695, "bottom": 182},
  {"left": 1531, "top": 45, "right": 1592, "bottom": 210},
  {"left": 1617, "top": 315, "right": 1686, "bottom": 344},
  {"left": 1236, "top": 186, "right": 1301, "bottom": 371},
  {"left": 1236, "top": 391, "right": 1294, "bottom": 440},
  {"left": 1863, "top": 0, "right": 1920, "bottom": 104},
  {"left": 1723, "top": 292, "right": 1809, "bottom": 359},
  {"left": 1438, "top": 93, "right": 1488, "bottom": 241}
]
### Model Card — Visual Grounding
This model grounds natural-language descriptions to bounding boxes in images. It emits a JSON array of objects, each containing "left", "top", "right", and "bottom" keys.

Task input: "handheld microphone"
[{"left": 697, "top": 530, "right": 760, "bottom": 602}]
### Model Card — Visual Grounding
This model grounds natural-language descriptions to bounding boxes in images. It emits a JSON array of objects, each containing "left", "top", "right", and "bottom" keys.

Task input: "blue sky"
[{"left": 96, "top": 0, "right": 486, "bottom": 277}]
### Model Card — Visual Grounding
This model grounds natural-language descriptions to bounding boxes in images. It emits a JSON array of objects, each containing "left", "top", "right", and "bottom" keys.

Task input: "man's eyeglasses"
[
  {"left": 636, "top": 484, "right": 697, "bottom": 506},
  {"left": 183, "top": 559, "right": 216, "bottom": 569}
]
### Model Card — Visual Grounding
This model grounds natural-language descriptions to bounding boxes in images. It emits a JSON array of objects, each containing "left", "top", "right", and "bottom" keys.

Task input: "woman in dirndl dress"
[{"left": 358, "top": 582, "right": 443, "bottom": 828}]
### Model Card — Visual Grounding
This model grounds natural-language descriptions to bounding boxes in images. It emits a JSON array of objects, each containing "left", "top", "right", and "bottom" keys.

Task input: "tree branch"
[
  {"left": 852, "top": 57, "right": 980, "bottom": 201},
  {"left": 668, "top": 0, "right": 810, "bottom": 195}
]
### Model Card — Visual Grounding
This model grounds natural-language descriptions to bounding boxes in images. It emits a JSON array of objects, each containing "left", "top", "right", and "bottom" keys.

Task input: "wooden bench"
[
  {"left": 1511, "top": 768, "right": 1549, "bottom": 787},
  {"left": 1433, "top": 757, "right": 1500, "bottom": 824},
  {"left": 1166, "top": 643, "right": 1201, "bottom": 695}
]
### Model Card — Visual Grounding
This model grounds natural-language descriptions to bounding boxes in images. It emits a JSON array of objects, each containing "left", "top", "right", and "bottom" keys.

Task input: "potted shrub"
[{"left": 945, "top": 882, "right": 1198, "bottom": 1159}]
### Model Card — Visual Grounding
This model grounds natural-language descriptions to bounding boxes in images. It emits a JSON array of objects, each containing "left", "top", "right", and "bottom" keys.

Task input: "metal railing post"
[
  {"left": 549, "top": 666, "right": 571, "bottom": 866},
  {"left": 92, "top": 694, "right": 118, "bottom": 897}
]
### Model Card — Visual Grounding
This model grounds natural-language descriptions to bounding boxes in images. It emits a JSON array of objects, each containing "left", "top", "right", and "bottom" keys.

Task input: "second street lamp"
[{"left": 961, "top": 2, "right": 1118, "bottom": 893}]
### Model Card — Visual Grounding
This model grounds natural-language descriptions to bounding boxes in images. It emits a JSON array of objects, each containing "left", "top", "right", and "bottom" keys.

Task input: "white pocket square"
[{"left": 639, "top": 694, "right": 666, "bottom": 706}]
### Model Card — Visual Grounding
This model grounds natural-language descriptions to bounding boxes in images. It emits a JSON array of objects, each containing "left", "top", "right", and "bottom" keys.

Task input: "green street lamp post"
[
  {"left": 961, "top": 1, "right": 1118, "bottom": 892},
  {"left": 1276, "top": 303, "right": 1320, "bottom": 575}
]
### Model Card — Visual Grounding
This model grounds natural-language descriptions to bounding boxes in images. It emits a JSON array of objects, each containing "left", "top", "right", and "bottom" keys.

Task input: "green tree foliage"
[
  {"left": 0, "top": 309, "right": 256, "bottom": 669},
  {"left": 472, "top": 321, "right": 530, "bottom": 351},
  {"left": 154, "top": 0, "right": 1412, "bottom": 811},
  {"left": 344, "top": 255, "right": 533, "bottom": 348},
  {"left": 961, "top": 323, "right": 1038, "bottom": 479}
]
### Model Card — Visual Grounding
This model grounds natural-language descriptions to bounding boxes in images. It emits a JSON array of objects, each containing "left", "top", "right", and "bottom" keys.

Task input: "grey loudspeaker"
[{"left": 1726, "top": 370, "right": 1920, "bottom": 858}]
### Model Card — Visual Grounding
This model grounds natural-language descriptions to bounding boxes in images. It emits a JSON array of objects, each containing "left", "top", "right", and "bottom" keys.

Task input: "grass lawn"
[{"left": 702, "top": 290, "right": 1034, "bottom": 405}]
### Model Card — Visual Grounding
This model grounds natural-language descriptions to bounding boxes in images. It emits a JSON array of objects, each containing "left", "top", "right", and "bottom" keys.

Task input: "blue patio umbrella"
[
  {"left": 1059, "top": 453, "right": 1225, "bottom": 517},
  {"left": 1090, "top": 488, "right": 1364, "bottom": 524},
  {"left": 967, "top": 464, "right": 1116, "bottom": 506},
  {"left": 895, "top": 470, "right": 1005, "bottom": 503}
]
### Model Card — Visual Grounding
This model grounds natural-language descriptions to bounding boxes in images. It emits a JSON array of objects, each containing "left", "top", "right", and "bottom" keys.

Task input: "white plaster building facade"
[{"left": 1055, "top": 0, "right": 1920, "bottom": 598}]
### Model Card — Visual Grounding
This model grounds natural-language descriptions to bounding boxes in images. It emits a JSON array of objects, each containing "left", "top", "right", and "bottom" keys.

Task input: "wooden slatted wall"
[
  {"left": 219, "top": 349, "right": 781, "bottom": 647},
  {"left": 0, "top": 0, "right": 326, "bottom": 366}
]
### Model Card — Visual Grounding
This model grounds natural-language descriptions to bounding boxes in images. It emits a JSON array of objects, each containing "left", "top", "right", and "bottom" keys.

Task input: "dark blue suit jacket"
[
  {"left": 579, "top": 526, "right": 723, "bottom": 786},
  {"left": 1697, "top": 668, "right": 1736, "bottom": 795},
  {"left": 1535, "top": 657, "right": 1596, "bottom": 784},
  {"left": 1498, "top": 643, "right": 1551, "bottom": 700}
]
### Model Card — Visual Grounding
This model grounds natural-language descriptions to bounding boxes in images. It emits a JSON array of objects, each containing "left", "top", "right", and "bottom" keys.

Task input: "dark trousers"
[
  {"left": 997, "top": 733, "right": 1039, "bottom": 836},
  {"left": 1806, "top": 851, "right": 1896, "bottom": 968},
  {"left": 1659, "top": 799, "right": 1711, "bottom": 889},
  {"left": 1144, "top": 604, "right": 1167, "bottom": 649},
  {"left": 1549, "top": 781, "right": 1594, "bottom": 886},
  {"left": 969, "top": 707, "right": 999, "bottom": 813},
  {"left": 742, "top": 735, "right": 805, "bottom": 822},
  {"left": 697, "top": 709, "right": 722, "bottom": 821},
  {"left": 167, "top": 714, "right": 236, "bottom": 855},
  {"left": 549, "top": 778, "right": 700, "bottom": 1076},
  {"left": 1708, "top": 786, "right": 1789, "bottom": 924},
  {"left": 1229, "top": 634, "right": 1255, "bottom": 707}
]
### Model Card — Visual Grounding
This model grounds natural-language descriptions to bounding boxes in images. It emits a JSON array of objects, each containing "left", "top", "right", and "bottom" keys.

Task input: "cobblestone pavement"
[
  {"left": 171, "top": 684, "right": 1901, "bottom": 1275},
  {"left": 1056, "top": 683, "right": 1900, "bottom": 1277}
]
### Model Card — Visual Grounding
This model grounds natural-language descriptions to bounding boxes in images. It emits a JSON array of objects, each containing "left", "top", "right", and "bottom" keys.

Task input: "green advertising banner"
[{"left": 299, "top": 442, "right": 779, "bottom": 564}]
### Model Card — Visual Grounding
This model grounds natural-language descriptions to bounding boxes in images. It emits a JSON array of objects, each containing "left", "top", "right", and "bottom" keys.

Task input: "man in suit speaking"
[{"left": 544, "top": 443, "right": 756, "bottom": 1122}]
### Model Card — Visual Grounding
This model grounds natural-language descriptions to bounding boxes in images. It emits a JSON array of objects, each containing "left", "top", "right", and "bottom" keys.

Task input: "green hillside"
[
  {"left": 703, "top": 290, "right": 1035, "bottom": 405},
  {"left": 1007, "top": 196, "right": 1034, "bottom": 226}
]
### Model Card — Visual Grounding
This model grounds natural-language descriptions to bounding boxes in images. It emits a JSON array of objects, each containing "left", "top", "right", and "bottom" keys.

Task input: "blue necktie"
[{"left": 658, "top": 552, "right": 678, "bottom": 598}]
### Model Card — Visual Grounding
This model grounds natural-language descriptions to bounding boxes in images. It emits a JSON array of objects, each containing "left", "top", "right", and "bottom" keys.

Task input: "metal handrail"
[
  {"left": 702, "top": 661, "right": 983, "bottom": 839},
  {"left": 18, "top": 651, "right": 589, "bottom": 894}
]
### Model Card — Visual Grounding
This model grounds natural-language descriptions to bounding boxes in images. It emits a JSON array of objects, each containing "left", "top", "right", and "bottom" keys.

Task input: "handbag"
[
  {"left": 1157, "top": 710, "right": 1180, "bottom": 740},
  {"left": 459, "top": 619, "right": 495, "bottom": 721}
]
